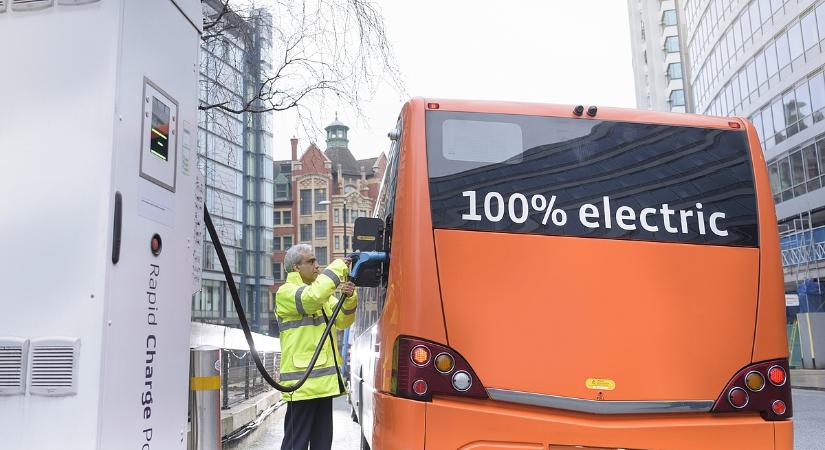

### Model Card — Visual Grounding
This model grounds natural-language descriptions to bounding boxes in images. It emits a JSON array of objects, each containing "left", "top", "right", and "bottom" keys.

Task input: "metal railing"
[
  {"left": 782, "top": 241, "right": 825, "bottom": 266},
  {"left": 781, "top": 224, "right": 825, "bottom": 267},
  {"left": 221, "top": 349, "right": 280, "bottom": 410}
]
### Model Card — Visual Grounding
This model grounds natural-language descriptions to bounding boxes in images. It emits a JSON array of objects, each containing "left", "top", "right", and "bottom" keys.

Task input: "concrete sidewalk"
[
  {"left": 222, "top": 390, "right": 282, "bottom": 436},
  {"left": 791, "top": 369, "right": 825, "bottom": 391},
  {"left": 187, "top": 390, "right": 281, "bottom": 448}
]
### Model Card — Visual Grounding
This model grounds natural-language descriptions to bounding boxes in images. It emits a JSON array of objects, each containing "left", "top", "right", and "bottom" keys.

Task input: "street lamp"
[{"left": 318, "top": 200, "right": 349, "bottom": 256}]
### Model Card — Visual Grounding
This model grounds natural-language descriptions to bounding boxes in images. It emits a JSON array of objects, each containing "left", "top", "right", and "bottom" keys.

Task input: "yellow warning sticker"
[{"left": 585, "top": 378, "right": 616, "bottom": 391}]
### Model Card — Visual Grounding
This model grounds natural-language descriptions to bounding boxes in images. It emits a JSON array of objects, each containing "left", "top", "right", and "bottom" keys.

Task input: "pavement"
[
  {"left": 226, "top": 395, "right": 361, "bottom": 449},
  {"left": 791, "top": 369, "right": 825, "bottom": 391},
  {"left": 221, "top": 390, "right": 282, "bottom": 437}
]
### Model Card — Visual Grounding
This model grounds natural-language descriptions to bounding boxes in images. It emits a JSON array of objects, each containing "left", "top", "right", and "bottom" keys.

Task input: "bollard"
[{"left": 190, "top": 346, "right": 222, "bottom": 450}]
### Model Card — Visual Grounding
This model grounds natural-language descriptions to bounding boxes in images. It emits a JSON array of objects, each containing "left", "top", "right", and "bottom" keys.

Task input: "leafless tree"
[
  {"left": 197, "top": 0, "right": 404, "bottom": 273},
  {"left": 200, "top": 0, "right": 404, "bottom": 130}
]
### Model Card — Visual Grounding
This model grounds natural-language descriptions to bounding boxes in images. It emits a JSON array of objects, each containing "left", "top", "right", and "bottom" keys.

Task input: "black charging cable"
[{"left": 204, "top": 205, "right": 349, "bottom": 392}]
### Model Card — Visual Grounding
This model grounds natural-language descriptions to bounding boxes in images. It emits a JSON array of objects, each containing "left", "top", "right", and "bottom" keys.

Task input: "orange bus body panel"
[
  {"left": 774, "top": 419, "right": 794, "bottom": 449},
  {"left": 369, "top": 392, "right": 426, "bottom": 450},
  {"left": 746, "top": 123, "right": 790, "bottom": 362},
  {"left": 356, "top": 98, "right": 791, "bottom": 449},
  {"left": 424, "top": 397, "right": 787, "bottom": 450},
  {"left": 424, "top": 98, "right": 745, "bottom": 130},
  {"left": 434, "top": 229, "right": 758, "bottom": 401},
  {"left": 375, "top": 98, "right": 447, "bottom": 394}
]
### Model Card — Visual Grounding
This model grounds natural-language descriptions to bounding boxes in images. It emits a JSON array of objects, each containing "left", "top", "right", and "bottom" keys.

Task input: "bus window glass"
[
  {"left": 426, "top": 111, "right": 758, "bottom": 247},
  {"left": 443, "top": 119, "right": 523, "bottom": 164}
]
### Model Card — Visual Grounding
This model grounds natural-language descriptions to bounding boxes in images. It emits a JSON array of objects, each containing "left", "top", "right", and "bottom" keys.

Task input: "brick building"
[{"left": 269, "top": 117, "right": 387, "bottom": 332}]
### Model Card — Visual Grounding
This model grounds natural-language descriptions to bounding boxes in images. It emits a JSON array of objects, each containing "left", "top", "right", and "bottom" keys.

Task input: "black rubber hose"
[{"left": 204, "top": 205, "right": 348, "bottom": 392}]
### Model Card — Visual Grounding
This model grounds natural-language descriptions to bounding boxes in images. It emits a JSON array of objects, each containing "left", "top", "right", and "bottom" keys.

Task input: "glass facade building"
[
  {"left": 628, "top": 0, "right": 692, "bottom": 112},
  {"left": 682, "top": 0, "right": 825, "bottom": 285},
  {"left": 194, "top": 2, "right": 275, "bottom": 333}
]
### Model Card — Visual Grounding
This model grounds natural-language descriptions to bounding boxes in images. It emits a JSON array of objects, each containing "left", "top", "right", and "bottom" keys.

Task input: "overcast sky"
[{"left": 271, "top": 0, "right": 638, "bottom": 162}]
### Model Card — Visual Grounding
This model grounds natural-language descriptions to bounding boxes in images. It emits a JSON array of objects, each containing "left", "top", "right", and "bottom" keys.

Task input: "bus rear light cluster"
[
  {"left": 711, "top": 359, "right": 792, "bottom": 421},
  {"left": 392, "top": 336, "right": 487, "bottom": 401}
]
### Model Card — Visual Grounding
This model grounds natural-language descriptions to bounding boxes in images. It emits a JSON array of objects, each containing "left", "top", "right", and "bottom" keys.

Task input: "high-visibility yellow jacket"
[{"left": 274, "top": 259, "right": 357, "bottom": 401}]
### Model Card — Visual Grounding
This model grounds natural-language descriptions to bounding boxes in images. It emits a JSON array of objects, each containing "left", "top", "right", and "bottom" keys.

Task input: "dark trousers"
[{"left": 281, "top": 396, "right": 333, "bottom": 450}]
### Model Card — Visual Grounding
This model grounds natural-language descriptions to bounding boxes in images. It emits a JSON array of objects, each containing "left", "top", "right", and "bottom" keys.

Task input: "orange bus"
[{"left": 347, "top": 98, "right": 792, "bottom": 450}]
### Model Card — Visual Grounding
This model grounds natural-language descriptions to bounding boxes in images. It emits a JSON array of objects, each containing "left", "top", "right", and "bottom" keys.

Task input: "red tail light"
[
  {"left": 768, "top": 365, "right": 787, "bottom": 386},
  {"left": 711, "top": 359, "right": 792, "bottom": 420},
  {"left": 392, "top": 336, "right": 487, "bottom": 401}
]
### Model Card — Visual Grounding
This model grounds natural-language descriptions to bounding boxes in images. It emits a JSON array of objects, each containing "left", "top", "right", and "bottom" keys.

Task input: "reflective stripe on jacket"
[{"left": 275, "top": 259, "right": 357, "bottom": 401}]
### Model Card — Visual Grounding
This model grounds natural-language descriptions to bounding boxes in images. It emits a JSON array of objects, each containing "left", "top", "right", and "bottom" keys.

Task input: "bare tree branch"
[
  {"left": 203, "top": 0, "right": 232, "bottom": 31},
  {"left": 199, "top": 0, "right": 406, "bottom": 141}
]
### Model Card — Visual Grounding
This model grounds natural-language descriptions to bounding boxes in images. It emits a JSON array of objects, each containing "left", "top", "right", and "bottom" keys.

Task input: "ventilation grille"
[
  {"left": 0, "top": 338, "right": 27, "bottom": 395},
  {"left": 10, "top": 0, "right": 53, "bottom": 11},
  {"left": 29, "top": 338, "right": 78, "bottom": 396}
]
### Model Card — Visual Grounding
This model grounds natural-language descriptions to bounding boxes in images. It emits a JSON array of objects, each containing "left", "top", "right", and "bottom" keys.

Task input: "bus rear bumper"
[{"left": 424, "top": 396, "right": 793, "bottom": 450}]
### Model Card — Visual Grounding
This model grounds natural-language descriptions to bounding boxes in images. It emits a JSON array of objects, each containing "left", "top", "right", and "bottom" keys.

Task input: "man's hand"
[{"left": 341, "top": 281, "right": 356, "bottom": 297}]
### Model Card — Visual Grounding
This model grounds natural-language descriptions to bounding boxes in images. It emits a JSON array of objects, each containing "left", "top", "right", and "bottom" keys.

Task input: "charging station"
[{"left": 0, "top": 1, "right": 203, "bottom": 448}]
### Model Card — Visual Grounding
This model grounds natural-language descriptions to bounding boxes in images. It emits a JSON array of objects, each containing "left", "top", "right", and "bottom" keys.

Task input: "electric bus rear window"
[
  {"left": 149, "top": 97, "right": 170, "bottom": 161},
  {"left": 442, "top": 119, "right": 523, "bottom": 164},
  {"left": 426, "top": 111, "right": 759, "bottom": 247}
]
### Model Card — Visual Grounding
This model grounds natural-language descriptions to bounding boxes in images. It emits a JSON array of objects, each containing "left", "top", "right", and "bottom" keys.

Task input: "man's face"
[{"left": 295, "top": 251, "right": 319, "bottom": 283}]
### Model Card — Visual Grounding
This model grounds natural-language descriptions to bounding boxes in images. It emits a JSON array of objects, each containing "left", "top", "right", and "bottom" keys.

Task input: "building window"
[
  {"left": 300, "top": 224, "right": 312, "bottom": 241},
  {"left": 272, "top": 210, "right": 289, "bottom": 226},
  {"left": 273, "top": 237, "right": 281, "bottom": 251},
  {"left": 275, "top": 183, "right": 288, "bottom": 199},
  {"left": 204, "top": 243, "right": 216, "bottom": 270},
  {"left": 283, "top": 236, "right": 293, "bottom": 248},
  {"left": 662, "top": 9, "right": 677, "bottom": 27},
  {"left": 273, "top": 262, "right": 282, "bottom": 280},
  {"left": 664, "top": 36, "right": 679, "bottom": 53},
  {"left": 315, "top": 220, "right": 327, "bottom": 239},
  {"left": 300, "top": 189, "right": 312, "bottom": 215},
  {"left": 315, "top": 247, "right": 328, "bottom": 266},
  {"left": 335, "top": 236, "right": 340, "bottom": 249},
  {"left": 315, "top": 189, "right": 327, "bottom": 210},
  {"left": 667, "top": 62, "right": 682, "bottom": 81},
  {"left": 334, "top": 208, "right": 340, "bottom": 224},
  {"left": 670, "top": 89, "right": 685, "bottom": 107}
]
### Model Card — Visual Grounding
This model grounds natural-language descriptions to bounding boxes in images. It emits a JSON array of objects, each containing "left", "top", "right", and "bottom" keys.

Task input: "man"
[{"left": 275, "top": 244, "right": 357, "bottom": 450}]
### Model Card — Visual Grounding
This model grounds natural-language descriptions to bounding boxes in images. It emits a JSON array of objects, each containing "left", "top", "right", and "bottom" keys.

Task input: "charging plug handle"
[{"left": 347, "top": 251, "right": 388, "bottom": 280}]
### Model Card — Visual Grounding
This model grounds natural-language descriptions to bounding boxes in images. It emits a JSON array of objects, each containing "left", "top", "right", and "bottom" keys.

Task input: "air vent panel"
[
  {"left": 10, "top": 0, "right": 53, "bottom": 11},
  {"left": 29, "top": 337, "right": 79, "bottom": 396},
  {"left": 0, "top": 338, "right": 28, "bottom": 395}
]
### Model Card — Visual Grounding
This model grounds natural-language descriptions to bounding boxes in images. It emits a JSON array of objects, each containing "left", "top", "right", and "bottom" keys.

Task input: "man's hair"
[{"left": 284, "top": 244, "right": 313, "bottom": 272}]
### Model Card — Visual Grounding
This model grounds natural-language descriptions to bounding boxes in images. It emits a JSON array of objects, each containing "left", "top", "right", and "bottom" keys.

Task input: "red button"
[{"left": 150, "top": 234, "right": 162, "bottom": 256}]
